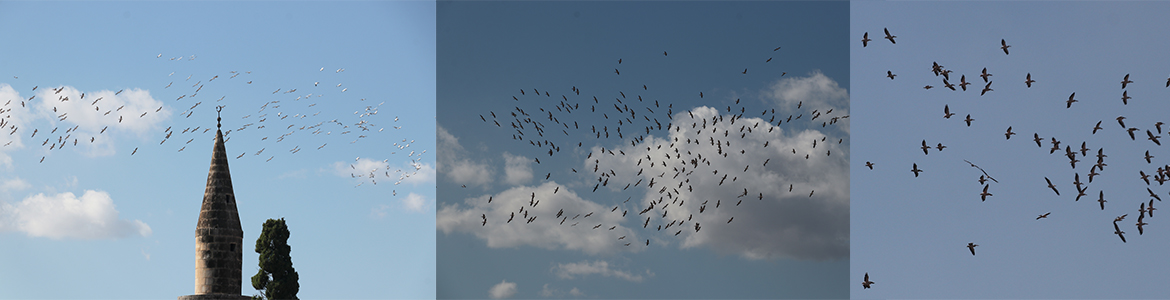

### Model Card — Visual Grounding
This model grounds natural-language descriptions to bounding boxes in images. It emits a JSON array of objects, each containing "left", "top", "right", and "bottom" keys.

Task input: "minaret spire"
[{"left": 181, "top": 108, "right": 248, "bottom": 300}]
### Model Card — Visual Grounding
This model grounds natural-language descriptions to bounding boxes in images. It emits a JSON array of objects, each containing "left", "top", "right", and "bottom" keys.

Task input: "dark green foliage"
[{"left": 251, "top": 218, "right": 299, "bottom": 300}]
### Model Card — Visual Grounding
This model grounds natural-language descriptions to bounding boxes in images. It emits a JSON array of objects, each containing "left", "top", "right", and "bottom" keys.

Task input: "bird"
[
  {"left": 1122, "top": 74, "right": 1133, "bottom": 89},
  {"left": 883, "top": 28, "right": 896, "bottom": 44},
  {"left": 1122, "top": 91, "right": 1132, "bottom": 105},
  {"left": 980, "top": 68, "right": 992, "bottom": 82},
  {"left": 1148, "top": 130, "right": 1161, "bottom": 145},
  {"left": 1045, "top": 177, "right": 1059, "bottom": 195},
  {"left": 964, "top": 114, "right": 974, "bottom": 127},
  {"left": 862, "top": 32, "right": 871, "bottom": 47},
  {"left": 959, "top": 75, "right": 971, "bottom": 91},
  {"left": 1067, "top": 93, "right": 1078, "bottom": 108},
  {"left": 1114, "top": 221, "right": 1127, "bottom": 243},
  {"left": 1037, "top": 212, "right": 1051, "bottom": 220},
  {"left": 1005, "top": 126, "right": 1016, "bottom": 139},
  {"left": 911, "top": 163, "right": 923, "bottom": 177},
  {"left": 980, "top": 184, "right": 992, "bottom": 201},
  {"left": 967, "top": 242, "right": 978, "bottom": 255},
  {"left": 1000, "top": 39, "right": 1011, "bottom": 55},
  {"left": 1025, "top": 73, "right": 1035, "bottom": 87},
  {"left": 866, "top": 161, "right": 874, "bottom": 169},
  {"left": 862, "top": 273, "right": 874, "bottom": 289},
  {"left": 1098, "top": 191, "right": 1107, "bottom": 210},
  {"left": 921, "top": 140, "right": 931, "bottom": 155},
  {"left": 1118, "top": 116, "right": 1128, "bottom": 128},
  {"left": 1093, "top": 121, "right": 1103, "bottom": 134},
  {"left": 1033, "top": 133, "right": 1043, "bottom": 147},
  {"left": 1137, "top": 215, "right": 1148, "bottom": 235}
]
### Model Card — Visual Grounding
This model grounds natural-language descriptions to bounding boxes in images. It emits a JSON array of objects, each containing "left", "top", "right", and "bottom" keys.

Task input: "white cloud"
[
  {"left": 766, "top": 71, "right": 850, "bottom": 134},
  {"left": 438, "top": 125, "right": 493, "bottom": 187},
  {"left": 502, "top": 152, "right": 533, "bottom": 185},
  {"left": 488, "top": 280, "right": 517, "bottom": 299},
  {"left": 32, "top": 86, "right": 170, "bottom": 157},
  {"left": 0, "top": 178, "right": 31, "bottom": 192},
  {"left": 0, "top": 190, "right": 152, "bottom": 239},
  {"left": 401, "top": 162, "right": 435, "bottom": 185},
  {"left": 437, "top": 181, "right": 640, "bottom": 255},
  {"left": 569, "top": 287, "right": 583, "bottom": 297},
  {"left": 401, "top": 192, "right": 427, "bottom": 213},
  {"left": 0, "top": 85, "right": 30, "bottom": 156},
  {"left": 592, "top": 105, "right": 848, "bottom": 261},
  {"left": 551, "top": 260, "right": 648, "bottom": 283},
  {"left": 371, "top": 204, "right": 391, "bottom": 219}
]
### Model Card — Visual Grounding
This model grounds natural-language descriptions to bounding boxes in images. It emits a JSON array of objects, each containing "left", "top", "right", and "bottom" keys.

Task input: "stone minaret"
[{"left": 181, "top": 108, "right": 250, "bottom": 300}]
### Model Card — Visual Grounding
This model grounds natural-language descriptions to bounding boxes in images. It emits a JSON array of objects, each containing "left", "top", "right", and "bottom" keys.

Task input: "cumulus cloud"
[
  {"left": 437, "top": 181, "right": 640, "bottom": 255},
  {"left": 488, "top": 280, "right": 517, "bottom": 299},
  {"left": 502, "top": 152, "right": 533, "bottom": 185},
  {"left": 0, "top": 190, "right": 152, "bottom": 239},
  {"left": 32, "top": 86, "right": 170, "bottom": 156},
  {"left": 401, "top": 162, "right": 435, "bottom": 185},
  {"left": 0, "top": 178, "right": 31, "bottom": 192},
  {"left": 401, "top": 192, "right": 427, "bottom": 213},
  {"left": 552, "top": 260, "right": 650, "bottom": 283},
  {"left": 591, "top": 105, "right": 848, "bottom": 261},
  {"left": 438, "top": 125, "right": 493, "bottom": 187}
]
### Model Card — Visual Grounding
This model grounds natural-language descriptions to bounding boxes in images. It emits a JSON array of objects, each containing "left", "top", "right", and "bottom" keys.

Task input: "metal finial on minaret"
[{"left": 216, "top": 105, "right": 223, "bottom": 129}]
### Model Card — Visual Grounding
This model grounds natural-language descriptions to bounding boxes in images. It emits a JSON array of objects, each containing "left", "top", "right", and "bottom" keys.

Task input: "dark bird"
[
  {"left": 1025, "top": 73, "right": 1035, "bottom": 87},
  {"left": 1122, "top": 74, "right": 1133, "bottom": 89},
  {"left": 1118, "top": 116, "right": 1127, "bottom": 128},
  {"left": 1148, "top": 130, "right": 1161, "bottom": 145},
  {"left": 1150, "top": 187, "right": 1161, "bottom": 201},
  {"left": 911, "top": 163, "right": 923, "bottom": 177},
  {"left": 1122, "top": 90, "right": 1131, "bottom": 105},
  {"left": 866, "top": 161, "right": 874, "bottom": 170},
  {"left": 980, "top": 68, "right": 992, "bottom": 82},
  {"left": 1033, "top": 133, "right": 1043, "bottom": 147},
  {"left": 1093, "top": 121, "right": 1103, "bottom": 134},
  {"left": 944, "top": 105, "right": 955, "bottom": 119},
  {"left": 980, "top": 184, "right": 992, "bottom": 201},
  {"left": 1000, "top": 39, "right": 1011, "bottom": 55},
  {"left": 1037, "top": 212, "right": 1051, "bottom": 220},
  {"left": 1114, "top": 221, "right": 1127, "bottom": 243},
  {"left": 964, "top": 114, "right": 974, "bottom": 127},
  {"left": 883, "top": 28, "right": 896, "bottom": 44},
  {"left": 1045, "top": 177, "right": 1059, "bottom": 195},
  {"left": 959, "top": 75, "right": 970, "bottom": 91},
  {"left": 1098, "top": 191, "right": 1107, "bottom": 210},
  {"left": 1067, "top": 93, "right": 1078, "bottom": 108},
  {"left": 1005, "top": 126, "right": 1015, "bottom": 139},
  {"left": 862, "top": 32, "right": 871, "bottom": 47},
  {"left": 1137, "top": 214, "right": 1148, "bottom": 235},
  {"left": 921, "top": 140, "right": 931, "bottom": 155},
  {"left": 887, "top": 71, "right": 896, "bottom": 80},
  {"left": 967, "top": 242, "right": 978, "bottom": 255},
  {"left": 862, "top": 273, "right": 874, "bottom": 289}
]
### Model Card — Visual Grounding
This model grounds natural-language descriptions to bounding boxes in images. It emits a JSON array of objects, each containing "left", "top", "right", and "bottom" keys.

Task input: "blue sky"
[
  {"left": 852, "top": 1, "right": 1170, "bottom": 298},
  {"left": 437, "top": 1, "right": 848, "bottom": 299},
  {"left": 0, "top": 2, "right": 434, "bottom": 299}
]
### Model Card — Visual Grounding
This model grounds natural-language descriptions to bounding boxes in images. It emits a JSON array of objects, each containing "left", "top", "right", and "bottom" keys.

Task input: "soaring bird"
[
  {"left": 911, "top": 163, "right": 923, "bottom": 177},
  {"left": 1093, "top": 121, "right": 1103, "bottom": 134},
  {"left": 866, "top": 161, "right": 874, "bottom": 170},
  {"left": 967, "top": 242, "right": 978, "bottom": 255},
  {"left": 883, "top": 28, "right": 896, "bottom": 44},
  {"left": 1005, "top": 126, "right": 1015, "bottom": 139},
  {"left": 1122, "top": 74, "right": 1133, "bottom": 89},
  {"left": 862, "top": 32, "right": 871, "bottom": 47},
  {"left": 1037, "top": 212, "right": 1051, "bottom": 220},
  {"left": 1067, "top": 93, "right": 1078, "bottom": 108},
  {"left": 981, "top": 81, "right": 993, "bottom": 96},
  {"left": 1000, "top": 39, "right": 1011, "bottom": 55},
  {"left": 862, "top": 273, "right": 875, "bottom": 289},
  {"left": 964, "top": 114, "right": 974, "bottom": 127},
  {"left": 980, "top": 184, "right": 992, "bottom": 201},
  {"left": 959, "top": 75, "right": 971, "bottom": 91},
  {"left": 1114, "top": 221, "right": 1127, "bottom": 243},
  {"left": 921, "top": 140, "right": 931, "bottom": 155},
  {"left": 1045, "top": 177, "right": 1060, "bottom": 195},
  {"left": 1025, "top": 73, "right": 1035, "bottom": 87},
  {"left": 1148, "top": 130, "right": 1161, "bottom": 145},
  {"left": 1098, "top": 191, "right": 1107, "bottom": 210},
  {"left": 1033, "top": 133, "right": 1043, "bottom": 147},
  {"left": 980, "top": 68, "right": 992, "bottom": 82},
  {"left": 1122, "top": 90, "right": 1131, "bottom": 105},
  {"left": 887, "top": 71, "right": 896, "bottom": 80}
]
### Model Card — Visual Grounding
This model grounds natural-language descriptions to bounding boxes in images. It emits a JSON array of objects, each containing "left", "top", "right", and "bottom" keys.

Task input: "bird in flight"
[
  {"left": 967, "top": 242, "right": 978, "bottom": 255},
  {"left": 1114, "top": 221, "right": 1127, "bottom": 243},
  {"left": 1005, "top": 126, "right": 1015, "bottom": 139},
  {"left": 1122, "top": 74, "right": 1133, "bottom": 89},
  {"left": 862, "top": 273, "right": 875, "bottom": 289},
  {"left": 1025, "top": 73, "right": 1035, "bottom": 87},
  {"left": 862, "top": 32, "right": 871, "bottom": 47},
  {"left": 887, "top": 71, "right": 896, "bottom": 80},
  {"left": 1037, "top": 212, "right": 1051, "bottom": 220},
  {"left": 884, "top": 28, "right": 896, "bottom": 44},
  {"left": 980, "top": 184, "right": 992, "bottom": 201},
  {"left": 1045, "top": 177, "right": 1060, "bottom": 195},
  {"left": 911, "top": 163, "right": 923, "bottom": 177},
  {"left": 1000, "top": 39, "right": 1011, "bottom": 55},
  {"left": 1067, "top": 92, "right": 1078, "bottom": 108}
]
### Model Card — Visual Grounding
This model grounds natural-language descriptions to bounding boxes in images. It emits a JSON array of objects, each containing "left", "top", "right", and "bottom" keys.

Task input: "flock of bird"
[
  {"left": 469, "top": 46, "right": 847, "bottom": 249},
  {"left": 2, "top": 54, "right": 425, "bottom": 188},
  {"left": 859, "top": 28, "right": 1170, "bottom": 290}
]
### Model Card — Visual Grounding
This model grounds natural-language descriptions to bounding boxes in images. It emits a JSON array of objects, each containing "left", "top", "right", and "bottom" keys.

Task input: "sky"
[
  {"left": 436, "top": 1, "right": 848, "bottom": 299},
  {"left": 0, "top": 2, "right": 435, "bottom": 299},
  {"left": 851, "top": 1, "right": 1170, "bottom": 298}
]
